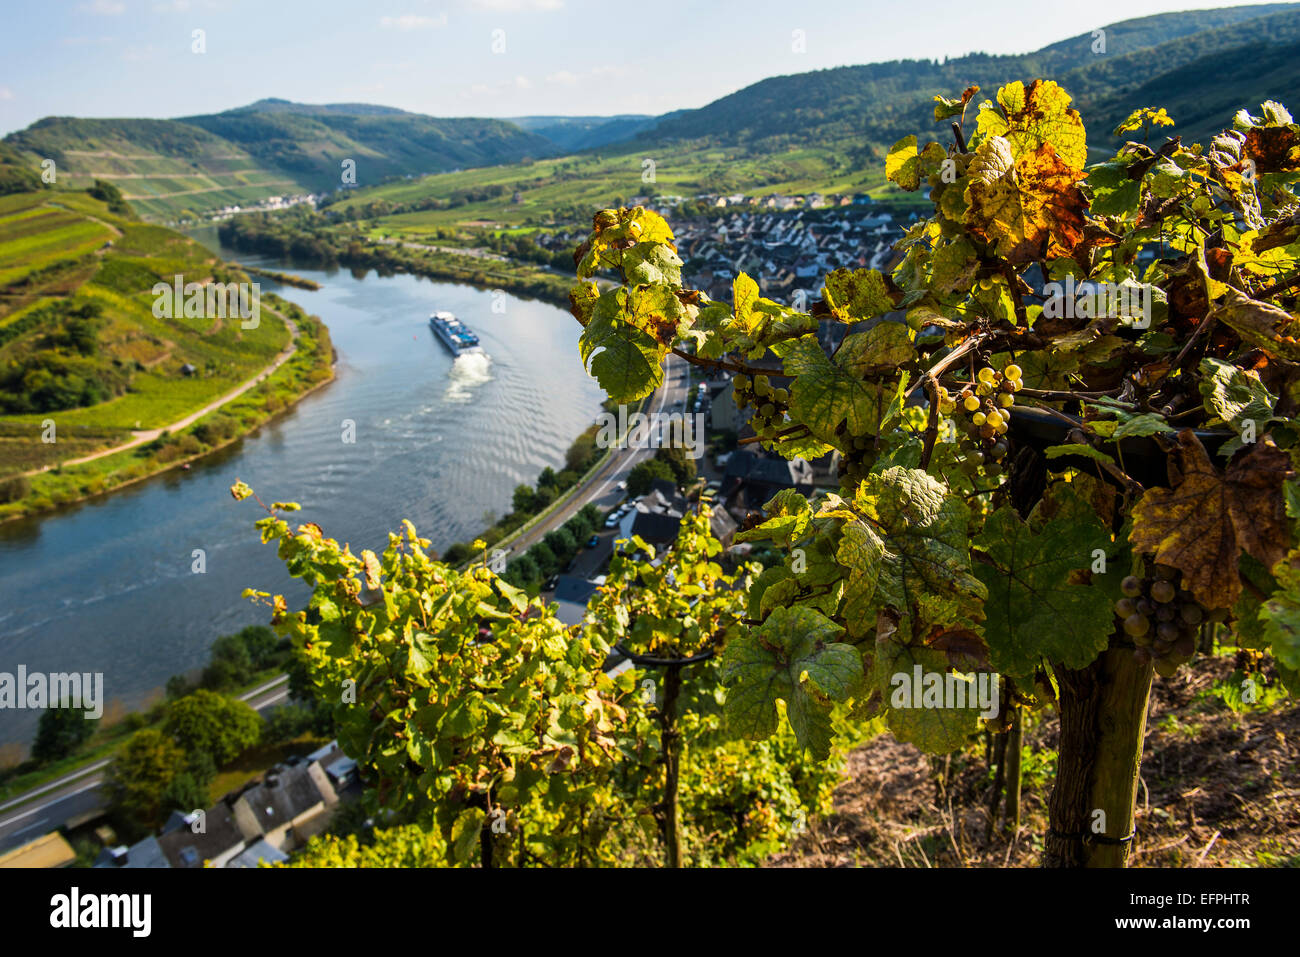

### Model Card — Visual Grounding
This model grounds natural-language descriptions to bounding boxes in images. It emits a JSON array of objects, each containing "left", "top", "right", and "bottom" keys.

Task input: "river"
[{"left": 0, "top": 234, "right": 604, "bottom": 751}]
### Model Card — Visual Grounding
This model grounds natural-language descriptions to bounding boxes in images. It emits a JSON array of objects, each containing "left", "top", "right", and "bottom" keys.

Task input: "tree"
[
  {"left": 163, "top": 690, "right": 263, "bottom": 766},
  {"left": 530, "top": 541, "right": 557, "bottom": 576},
  {"left": 565, "top": 87, "right": 1300, "bottom": 867},
  {"left": 655, "top": 446, "right": 696, "bottom": 486},
  {"left": 564, "top": 510, "right": 595, "bottom": 541},
  {"left": 105, "top": 729, "right": 190, "bottom": 833},
  {"left": 512, "top": 484, "right": 538, "bottom": 515},
  {"left": 544, "top": 526, "right": 576, "bottom": 560},
  {"left": 626, "top": 458, "right": 674, "bottom": 496},
  {"left": 30, "top": 706, "right": 95, "bottom": 764}
]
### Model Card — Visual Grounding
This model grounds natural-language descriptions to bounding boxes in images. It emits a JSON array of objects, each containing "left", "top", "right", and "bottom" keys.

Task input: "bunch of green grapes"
[
  {"left": 732, "top": 373, "right": 790, "bottom": 436},
  {"left": 1115, "top": 565, "right": 1222, "bottom": 677},
  {"left": 937, "top": 362, "right": 1022, "bottom": 478},
  {"left": 835, "top": 421, "right": 876, "bottom": 488}
]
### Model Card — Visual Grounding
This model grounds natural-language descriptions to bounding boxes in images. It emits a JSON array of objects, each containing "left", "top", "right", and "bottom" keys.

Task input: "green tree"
[
  {"left": 626, "top": 458, "right": 674, "bottom": 497},
  {"left": 105, "top": 729, "right": 190, "bottom": 833},
  {"left": 544, "top": 527, "right": 576, "bottom": 560},
  {"left": 30, "top": 707, "right": 95, "bottom": 764},
  {"left": 511, "top": 484, "right": 538, "bottom": 515},
  {"left": 163, "top": 690, "right": 263, "bottom": 766}
]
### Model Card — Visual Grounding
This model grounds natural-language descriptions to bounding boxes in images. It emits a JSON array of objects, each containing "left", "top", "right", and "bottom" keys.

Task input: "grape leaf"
[
  {"left": 1260, "top": 549, "right": 1300, "bottom": 669},
  {"left": 886, "top": 136, "right": 947, "bottom": 192},
  {"left": 871, "top": 633, "right": 984, "bottom": 753},
  {"left": 1199, "top": 357, "right": 1276, "bottom": 431},
  {"left": 934, "top": 85, "right": 979, "bottom": 123},
  {"left": 823, "top": 268, "right": 894, "bottom": 323},
  {"left": 964, "top": 136, "right": 1088, "bottom": 264},
  {"left": 578, "top": 288, "right": 665, "bottom": 402},
  {"left": 719, "top": 605, "right": 863, "bottom": 759},
  {"left": 1045, "top": 443, "right": 1116, "bottom": 466},
  {"left": 1212, "top": 288, "right": 1300, "bottom": 361},
  {"left": 576, "top": 206, "right": 675, "bottom": 279},
  {"left": 973, "top": 495, "right": 1116, "bottom": 676},
  {"left": 782, "top": 335, "right": 889, "bottom": 442},
  {"left": 976, "top": 79, "right": 1087, "bottom": 170},
  {"left": 1129, "top": 431, "right": 1294, "bottom": 610},
  {"left": 834, "top": 468, "right": 986, "bottom": 640}
]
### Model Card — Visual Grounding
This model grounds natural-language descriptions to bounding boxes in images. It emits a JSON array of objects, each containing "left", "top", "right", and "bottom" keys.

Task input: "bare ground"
[{"left": 768, "top": 655, "right": 1300, "bottom": 868}]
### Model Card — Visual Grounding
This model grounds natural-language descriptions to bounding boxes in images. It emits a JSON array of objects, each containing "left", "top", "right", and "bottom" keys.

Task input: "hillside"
[
  {"left": 322, "top": 3, "right": 1300, "bottom": 230},
  {"left": 0, "top": 176, "right": 332, "bottom": 517},
  {"left": 634, "top": 3, "right": 1300, "bottom": 154},
  {"left": 3, "top": 101, "right": 556, "bottom": 221}
]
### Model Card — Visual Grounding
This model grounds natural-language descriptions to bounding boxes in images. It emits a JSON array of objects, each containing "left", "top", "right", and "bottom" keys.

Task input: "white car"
[{"left": 604, "top": 514, "right": 621, "bottom": 529}]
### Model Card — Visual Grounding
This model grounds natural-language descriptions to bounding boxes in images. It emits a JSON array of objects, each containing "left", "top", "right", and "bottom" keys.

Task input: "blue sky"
[{"left": 0, "top": 0, "right": 1289, "bottom": 135}]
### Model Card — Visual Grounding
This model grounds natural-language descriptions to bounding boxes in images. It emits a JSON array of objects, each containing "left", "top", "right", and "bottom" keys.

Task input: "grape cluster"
[
  {"left": 937, "top": 362, "right": 1022, "bottom": 478},
  {"left": 732, "top": 373, "right": 789, "bottom": 435},
  {"left": 1115, "top": 566, "right": 1214, "bottom": 676}
]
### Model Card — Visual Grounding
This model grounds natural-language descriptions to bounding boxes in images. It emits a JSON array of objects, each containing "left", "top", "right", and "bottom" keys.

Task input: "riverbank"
[
  {"left": 218, "top": 213, "right": 576, "bottom": 309},
  {"left": 0, "top": 293, "right": 335, "bottom": 524}
]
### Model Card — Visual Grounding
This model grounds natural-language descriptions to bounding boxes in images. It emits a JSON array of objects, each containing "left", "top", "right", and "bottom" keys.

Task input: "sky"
[{"left": 0, "top": 0, "right": 1290, "bottom": 135}]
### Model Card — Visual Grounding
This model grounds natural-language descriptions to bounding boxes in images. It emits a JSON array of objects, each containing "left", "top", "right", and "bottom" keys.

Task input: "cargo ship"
[{"left": 429, "top": 311, "right": 482, "bottom": 355}]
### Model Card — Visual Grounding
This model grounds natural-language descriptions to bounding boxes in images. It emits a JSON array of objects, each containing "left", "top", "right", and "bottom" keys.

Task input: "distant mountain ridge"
[{"left": 4, "top": 3, "right": 1298, "bottom": 219}]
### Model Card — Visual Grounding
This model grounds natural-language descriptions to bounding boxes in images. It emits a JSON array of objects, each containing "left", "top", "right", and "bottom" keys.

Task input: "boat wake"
[{"left": 446, "top": 350, "right": 492, "bottom": 401}]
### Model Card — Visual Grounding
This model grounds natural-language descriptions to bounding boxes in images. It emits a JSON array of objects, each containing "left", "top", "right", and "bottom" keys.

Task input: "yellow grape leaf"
[
  {"left": 1213, "top": 288, "right": 1300, "bottom": 360},
  {"left": 963, "top": 136, "right": 1088, "bottom": 264},
  {"left": 886, "top": 136, "right": 947, "bottom": 192},
  {"left": 977, "top": 79, "right": 1087, "bottom": 170}
]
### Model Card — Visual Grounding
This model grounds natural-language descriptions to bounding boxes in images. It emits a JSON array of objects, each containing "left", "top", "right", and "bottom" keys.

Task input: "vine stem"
[
  {"left": 904, "top": 332, "right": 990, "bottom": 404},
  {"left": 670, "top": 346, "right": 770, "bottom": 377}
]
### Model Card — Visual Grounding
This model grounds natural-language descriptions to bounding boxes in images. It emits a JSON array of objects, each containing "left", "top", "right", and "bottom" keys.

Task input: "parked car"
[
  {"left": 586, "top": 534, "right": 600, "bottom": 549},
  {"left": 604, "top": 514, "right": 621, "bottom": 529},
  {"left": 616, "top": 480, "right": 627, "bottom": 491},
  {"left": 542, "top": 576, "right": 558, "bottom": 591}
]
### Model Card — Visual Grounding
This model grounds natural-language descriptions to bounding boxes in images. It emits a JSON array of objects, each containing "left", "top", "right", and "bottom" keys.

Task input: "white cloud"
[
  {"left": 469, "top": 0, "right": 563, "bottom": 11},
  {"left": 379, "top": 13, "right": 448, "bottom": 30},
  {"left": 0, "top": 87, "right": 13, "bottom": 101},
  {"left": 513, "top": 75, "right": 531, "bottom": 90},
  {"left": 544, "top": 70, "right": 577, "bottom": 86},
  {"left": 82, "top": 0, "right": 126, "bottom": 13}
]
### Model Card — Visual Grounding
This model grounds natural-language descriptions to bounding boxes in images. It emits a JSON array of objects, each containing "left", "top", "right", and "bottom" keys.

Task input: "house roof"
[
  {"left": 0, "top": 831, "right": 76, "bottom": 868},
  {"left": 227, "top": 838, "right": 289, "bottom": 869},
  {"left": 235, "top": 763, "right": 333, "bottom": 836},
  {"left": 157, "top": 802, "right": 246, "bottom": 868},
  {"left": 630, "top": 511, "right": 683, "bottom": 544}
]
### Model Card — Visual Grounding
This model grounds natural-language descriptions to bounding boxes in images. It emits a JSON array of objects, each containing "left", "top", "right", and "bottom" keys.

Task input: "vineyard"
[{"left": 239, "top": 81, "right": 1300, "bottom": 868}]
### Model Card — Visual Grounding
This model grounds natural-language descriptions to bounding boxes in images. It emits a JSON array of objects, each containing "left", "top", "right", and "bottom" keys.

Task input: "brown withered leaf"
[
  {"left": 1129, "top": 431, "right": 1293, "bottom": 610},
  {"left": 1245, "top": 126, "right": 1300, "bottom": 174},
  {"left": 1213, "top": 288, "right": 1300, "bottom": 360}
]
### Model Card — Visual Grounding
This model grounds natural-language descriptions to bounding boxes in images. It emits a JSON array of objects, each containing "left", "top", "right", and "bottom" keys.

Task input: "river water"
[{"left": 0, "top": 234, "right": 603, "bottom": 750}]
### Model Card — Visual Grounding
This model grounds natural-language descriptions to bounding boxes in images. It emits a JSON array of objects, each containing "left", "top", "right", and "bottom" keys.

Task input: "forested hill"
[
  {"left": 633, "top": 3, "right": 1300, "bottom": 155},
  {"left": 2, "top": 102, "right": 554, "bottom": 220}
]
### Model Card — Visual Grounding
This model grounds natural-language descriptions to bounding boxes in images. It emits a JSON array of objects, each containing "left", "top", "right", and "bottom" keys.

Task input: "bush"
[
  {"left": 30, "top": 706, "right": 96, "bottom": 764},
  {"left": 626, "top": 458, "right": 675, "bottom": 496},
  {"left": 0, "top": 475, "right": 30, "bottom": 504},
  {"left": 263, "top": 704, "right": 313, "bottom": 745}
]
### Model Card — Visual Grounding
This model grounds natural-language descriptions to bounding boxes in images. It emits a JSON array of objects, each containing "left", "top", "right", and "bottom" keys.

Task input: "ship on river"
[{"left": 429, "top": 311, "right": 482, "bottom": 355}]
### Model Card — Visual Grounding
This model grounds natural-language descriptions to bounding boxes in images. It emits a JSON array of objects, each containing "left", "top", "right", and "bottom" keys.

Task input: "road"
[
  {"left": 504, "top": 352, "right": 698, "bottom": 572},
  {"left": 19, "top": 305, "right": 300, "bottom": 479},
  {"left": 0, "top": 675, "right": 292, "bottom": 853}
]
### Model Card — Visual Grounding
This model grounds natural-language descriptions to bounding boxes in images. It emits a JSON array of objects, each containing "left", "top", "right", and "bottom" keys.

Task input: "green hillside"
[
  {"left": 0, "top": 177, "right": 332, "bottom": 516},
  {"left": 323, "top": 3, "right": 1300, "bottom": 230},
  {"left": 2, "top": 100, "right": 556, "bottom": 221}
]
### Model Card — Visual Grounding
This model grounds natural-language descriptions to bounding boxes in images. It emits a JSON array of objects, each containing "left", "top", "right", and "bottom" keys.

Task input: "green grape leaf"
[
  {"left": 834, "top": 467, "right": 986, "bottom": 641},
  {"left": 719, "top": 605, "right": 862, "bottom": 759},
  {"left": 1260, "top": 548, "right": 1300, "bottom": 670},
  {"left": 450, "top": 808, "right": 485, "bottom": 864},
  {"left": 822, "top": 268, "right": 894, "bottom": 323},
  {"left": 872, "top": 636, "right": 985, "bottom": 753},
  {"left": 1045, "top": 443, "right": 1117, "bottom": 466},
  {"left": 835, "top": 321, "right": 916, "bottom": 374},
  {"left": 1198, "top": 357, "right": 1276, "bottom": 431},
  {"left": 886, "top": 135, "right": 946, "bottom": 192},
  {"left": 973, "top": 492, "right": 1116, "bottom": 676},
  {"left": 578, "top": 288, "right": 665, "bottom": 402},
  {"left": 782, "top": 335, "right": 888, "bottom": 442},
  {"left": 735, "top": 487, "right": 814, "bottom": 546},
  {"left": 622, "top": 242, "right": 683, "bottom": 286}
]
